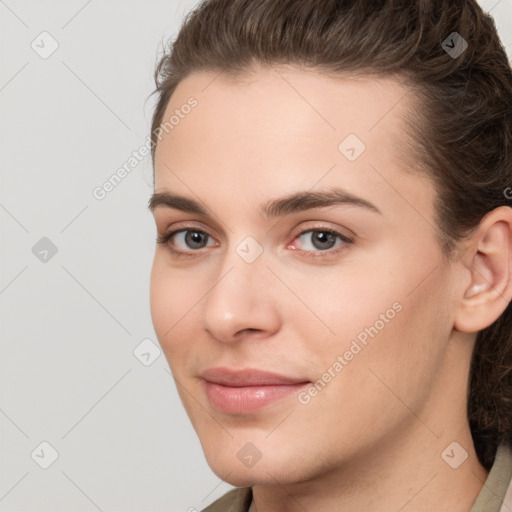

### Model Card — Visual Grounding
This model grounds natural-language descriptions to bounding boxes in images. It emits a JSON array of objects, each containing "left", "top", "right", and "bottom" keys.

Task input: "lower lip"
[{"left": 204, "top": 381, "right": 310, "bottom": 414}]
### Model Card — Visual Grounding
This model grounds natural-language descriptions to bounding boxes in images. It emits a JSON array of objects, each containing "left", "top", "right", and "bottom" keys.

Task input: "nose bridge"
[{"left": 200, "top": 235, "right": 279, "bottom": 341}]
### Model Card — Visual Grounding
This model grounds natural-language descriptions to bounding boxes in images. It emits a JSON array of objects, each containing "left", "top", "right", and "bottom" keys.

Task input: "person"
[{"left": 147, "top": 0, "right": 512, "bottom": 510}]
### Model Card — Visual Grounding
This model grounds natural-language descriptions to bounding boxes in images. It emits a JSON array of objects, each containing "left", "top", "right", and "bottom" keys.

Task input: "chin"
[{"left": 203, "top": 445, "right": 316, "bottom": 487}]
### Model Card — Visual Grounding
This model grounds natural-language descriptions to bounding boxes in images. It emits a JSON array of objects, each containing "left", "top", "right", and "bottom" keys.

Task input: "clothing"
[
  {"left": 472, "top": 443, "right": 512, "bottom": 512},
  {"left": 202, "top": 443, "right": 512, "bottom": 512}
]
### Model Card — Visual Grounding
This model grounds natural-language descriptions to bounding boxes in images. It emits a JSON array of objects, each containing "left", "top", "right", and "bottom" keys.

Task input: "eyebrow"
[{"left": 148, "top": 187, "right": 382, "bottom": 218}]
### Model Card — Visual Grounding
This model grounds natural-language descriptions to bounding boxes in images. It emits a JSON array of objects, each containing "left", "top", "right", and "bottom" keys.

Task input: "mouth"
[{"left": 200, "top": 367, "right": 311, "bottom": 414}]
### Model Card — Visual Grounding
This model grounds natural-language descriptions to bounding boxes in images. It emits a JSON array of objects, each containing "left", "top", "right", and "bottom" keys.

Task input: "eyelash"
[{"left": 156, "top": 226, "right": 353, "bottom": 260}]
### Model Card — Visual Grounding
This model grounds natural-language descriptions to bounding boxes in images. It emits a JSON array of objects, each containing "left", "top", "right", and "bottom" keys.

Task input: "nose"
[{"left": 200, "top": 248, "right": 282, "bottom": 344}]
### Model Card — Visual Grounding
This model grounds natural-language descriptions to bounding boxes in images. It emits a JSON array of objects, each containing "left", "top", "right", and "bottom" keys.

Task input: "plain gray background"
[{"left": 1, "top": 1, "right": 511, "bottom": 511}]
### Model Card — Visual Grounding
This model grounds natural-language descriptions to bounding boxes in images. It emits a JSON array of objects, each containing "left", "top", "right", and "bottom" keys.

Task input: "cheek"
[
  {"left": 287, "top": 277, "right": 452, "bottom": 461},
  {"left": 287, "top": 245, "right": 453, "bottom": 399},
  {"left": 302, "top": 243, "right": 449, "bottom": 353},
  {"left": 321, "top": 266, "right": 452, "bottom": 421},
  {"left": 272, "top": 254, "right": 403, "bottom": 359},
  {"left": 149, "top": 259, "right": 197, "bottom": 361}
]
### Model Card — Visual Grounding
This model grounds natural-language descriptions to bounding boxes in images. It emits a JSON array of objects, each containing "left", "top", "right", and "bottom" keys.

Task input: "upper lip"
[{"left": 200, "top": 367, "right": 310, "bottom": 387}]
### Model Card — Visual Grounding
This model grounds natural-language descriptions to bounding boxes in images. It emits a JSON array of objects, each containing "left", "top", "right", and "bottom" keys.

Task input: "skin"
[{"left": 149, "top": 64, "right": 512, "bottom": 512}]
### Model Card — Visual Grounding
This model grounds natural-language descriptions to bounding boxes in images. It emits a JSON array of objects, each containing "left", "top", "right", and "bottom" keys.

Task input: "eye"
[
  {"left": 157, "top": 228, "right": 216, "bottom": 257},
  {"left": 289, "top": 228, "right": 352, "bottom": 257},
  {"left": 157, "top": 226, "right": 353, "bottom": 260},
  {"left": 173, "top": 230, "right": 213, "bottom": 250}
]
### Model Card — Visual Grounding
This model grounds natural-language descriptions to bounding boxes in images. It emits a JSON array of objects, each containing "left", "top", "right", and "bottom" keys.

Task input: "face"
[{"left": 149, "top": 65, "right": 461, "bottom": 486}]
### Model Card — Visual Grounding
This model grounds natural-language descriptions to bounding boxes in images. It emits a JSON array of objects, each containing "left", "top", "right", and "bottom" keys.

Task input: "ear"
[{"left": 454, "top": 206, "right": 512, "bottom": 333}]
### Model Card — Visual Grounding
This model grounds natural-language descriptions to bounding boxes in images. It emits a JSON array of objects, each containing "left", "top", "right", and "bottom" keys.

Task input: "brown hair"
[{"left": 149, "top": 0, "right": 512, "bottom": 470}]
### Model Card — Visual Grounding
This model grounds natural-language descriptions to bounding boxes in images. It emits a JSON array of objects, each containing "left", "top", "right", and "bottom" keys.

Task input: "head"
[{"left": 148, "top": 0, "right": 512, "bottom": 483}]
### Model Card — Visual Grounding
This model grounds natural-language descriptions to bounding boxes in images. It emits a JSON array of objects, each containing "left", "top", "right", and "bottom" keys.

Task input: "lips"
[
  {"left": 200, "top": 367, "right": 309, "bottom": 386},
  {"left": 200, "top": 367, "right": 310, "bottom": 414}
]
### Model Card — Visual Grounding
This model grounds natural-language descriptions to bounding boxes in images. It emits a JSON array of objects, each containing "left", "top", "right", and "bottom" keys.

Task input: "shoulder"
[{"left": 201, "top": 487, "right": 252, "bottom": 512}]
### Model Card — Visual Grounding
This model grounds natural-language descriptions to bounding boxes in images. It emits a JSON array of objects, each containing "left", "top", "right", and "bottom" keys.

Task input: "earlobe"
[{"left": 454, "top": 207, "right": 512, "bottom": 333}]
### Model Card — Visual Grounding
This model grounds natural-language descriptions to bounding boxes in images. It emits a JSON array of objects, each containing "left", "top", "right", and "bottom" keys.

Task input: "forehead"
[
  {"left": 155, "top": 65, "right": 418, "bottom": 169},
  {"left": 153, "top": 65, "right": 433, "bottom": 224}
]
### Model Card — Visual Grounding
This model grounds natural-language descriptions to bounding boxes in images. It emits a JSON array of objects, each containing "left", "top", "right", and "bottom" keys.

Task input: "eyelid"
[{"left": 288, "top": 221, "right": 354, "bottom": 242}]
